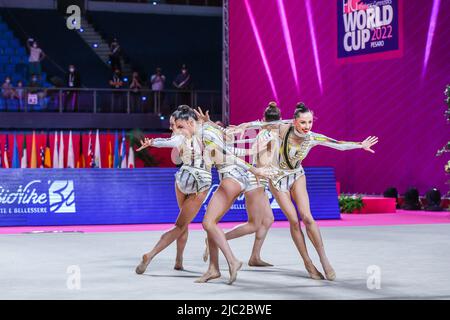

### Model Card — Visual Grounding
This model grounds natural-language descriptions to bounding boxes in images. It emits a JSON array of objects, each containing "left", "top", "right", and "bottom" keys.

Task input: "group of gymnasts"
[{"left": 134, "top": 102, "right": 378, "bottom": 284}]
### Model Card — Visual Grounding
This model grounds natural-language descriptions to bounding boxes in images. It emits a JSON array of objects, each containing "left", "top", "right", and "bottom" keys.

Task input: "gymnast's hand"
[
  {"left": 226, "top": 124, "right": 248, "bottom": 140},
  {"left": 250, "top": 166, "right": 278, "bottom": 180},
  {"left": 193, "top": 106, "right": 210, "bottom": 124},
  {"left": 361, "top": 136, "right": 379, "bottom": 153},
  {"left": 136, "top": 137, "right": 153, "bottom": 152}
]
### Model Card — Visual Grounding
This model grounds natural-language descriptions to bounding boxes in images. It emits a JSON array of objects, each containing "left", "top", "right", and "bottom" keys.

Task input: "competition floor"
[{"left": 1, "top": 213, "right": 450, "bottom": 300}]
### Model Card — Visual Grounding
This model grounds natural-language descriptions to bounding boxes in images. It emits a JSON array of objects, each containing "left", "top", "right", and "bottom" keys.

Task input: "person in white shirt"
[
  {"left": 150, "top": 67, "right": 166, "bottom": 115},
  {"left": 26, "top": 38, "right": 45, "bottom": 80}
]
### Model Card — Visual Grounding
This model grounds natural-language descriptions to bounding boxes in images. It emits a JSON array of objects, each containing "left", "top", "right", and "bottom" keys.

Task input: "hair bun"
[
  {"left": 177, "top": 105, "right": 191, "bottom": 112},
  {"left": 268, "top": 101, "right": 278, "bottom": 108},
  {"left": 295, "top": 102, "right": 306, "bottom": 110}
]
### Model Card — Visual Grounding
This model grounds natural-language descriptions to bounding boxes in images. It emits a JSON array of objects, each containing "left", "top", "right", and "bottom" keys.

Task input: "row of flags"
[{"left": 0, "top": 130, "right": 135, "bottom": 169}]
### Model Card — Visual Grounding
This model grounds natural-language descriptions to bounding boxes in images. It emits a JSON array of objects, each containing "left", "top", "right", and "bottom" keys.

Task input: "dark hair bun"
[
  {"left": 268, "top": 101, "right": 278, "bottom": 108},
  {"left": 293, "top": 102, "right": 312, "bottom": 118},
  {"left": 177, "top": 105, "right": 191, "bottom": 112},
  {"left": 295, "top": 102, "right": 306, "bottom": 111}
]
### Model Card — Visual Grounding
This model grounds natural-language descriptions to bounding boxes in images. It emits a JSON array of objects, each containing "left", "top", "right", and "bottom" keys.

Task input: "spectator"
[
  {"left": 64, "top": 64, "right": 82, "bottom": 112},
  {"left": 26, "top": 38, "right": 46, "bottom": 80},
  {"left": 109, "top": 38, "right": 122, "bottom": 72},
  {"left": 129, "top": 71, "right": 142, "bottom": 113},
  {"left": 27, "top": 74, "right": 45, "bottom": 110},
  {"left": 172, "top": 64, "right": 192, "bottom": 106},
  {"left": 151, "top": 67, "right": 166, "bottom": 91},
  {"left": 1, "top": 76, "right": 14, "bottom": 110},
  {"left": 172, "top": 64, "right": 191, "bottom": 90},
  {"left": 13, "top": 80, "right": 26, "bottom": 111},
  {"left": 150, "top": 67, "right": 166, "bottom": 113},
  {"left": 109, "top": 69, "right": 124, "bottom": 112}
]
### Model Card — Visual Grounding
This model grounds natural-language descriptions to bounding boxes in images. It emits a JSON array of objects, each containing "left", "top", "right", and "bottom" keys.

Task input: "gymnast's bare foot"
[
  {"left": 305, "top": 260, "right": 325, "bottom": 280},
  {"left": 135, "top": 254, "right": 151, "bottom": 275},
  {"left": 248, "top": 257, "right": 273, "bottom": 267},
  {"left": 320, "top": 258, "right": 336, "bottom": 281},
  {"left": 174, "top": 259, "right": 184, "bottom": 271},
  {"left": 228, "top": 260, "right": 243, "bottom": 285},
  {"left": 195, "top": 268, "right": 221, "bottom": 283}
]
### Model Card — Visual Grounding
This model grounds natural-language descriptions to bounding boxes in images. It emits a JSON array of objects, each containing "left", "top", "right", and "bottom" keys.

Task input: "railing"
[
  {"left": 90, "top": 0, "right": 223, "bottom": 7},
  {"left": 0, "top": 87, "right": 222, "bottom": 116}
]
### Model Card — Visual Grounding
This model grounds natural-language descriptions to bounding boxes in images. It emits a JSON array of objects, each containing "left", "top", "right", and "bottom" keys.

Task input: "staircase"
[{"left": 77, "top": 16, "right": 133, "bottom": 79}]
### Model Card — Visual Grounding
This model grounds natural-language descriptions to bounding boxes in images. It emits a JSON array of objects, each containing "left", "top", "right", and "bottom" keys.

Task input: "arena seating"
[{"left": 0, "top": 8, "right": 112, "bottom": 88}]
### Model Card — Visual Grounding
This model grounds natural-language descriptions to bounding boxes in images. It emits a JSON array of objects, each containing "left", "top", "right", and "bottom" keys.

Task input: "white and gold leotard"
[
  {"left": 271, "top": 125, "right": 363, "bottom": 192},
  {"left": 151, "top": 134, "right": 212, "bottom": 195}
]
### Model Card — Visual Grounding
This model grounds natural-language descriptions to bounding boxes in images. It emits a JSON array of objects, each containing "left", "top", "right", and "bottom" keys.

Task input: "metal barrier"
[{"left": 0, "top": 87, "right": 222, "bottom": 116}]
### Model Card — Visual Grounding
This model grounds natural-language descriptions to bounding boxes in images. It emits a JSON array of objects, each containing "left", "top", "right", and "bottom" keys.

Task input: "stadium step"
[{"left": 76, "top": 16, "right": 134, "bottom": 79}]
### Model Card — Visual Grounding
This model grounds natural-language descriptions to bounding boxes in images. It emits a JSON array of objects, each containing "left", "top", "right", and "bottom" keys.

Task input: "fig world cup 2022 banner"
[{"left": 338, "top": 0, "right": 401, "bottom": 60}]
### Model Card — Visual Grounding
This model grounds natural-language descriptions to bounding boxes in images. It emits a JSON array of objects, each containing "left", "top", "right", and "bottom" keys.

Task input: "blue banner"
[
  {"left": 0, "top": 168, "right": 340, "bottom": 227},
  {"left": 337, "top": 0, "right": 401, "bottom": 59}
]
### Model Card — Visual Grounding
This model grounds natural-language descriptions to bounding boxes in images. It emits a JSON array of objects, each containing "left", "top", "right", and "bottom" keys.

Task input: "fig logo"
[{"left": 48, "top": 181, "right": 76, "bottom": 213}]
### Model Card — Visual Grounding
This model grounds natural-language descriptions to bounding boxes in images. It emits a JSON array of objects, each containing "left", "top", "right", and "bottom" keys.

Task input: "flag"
[
  {"left": 120, "top": 130, "right": 127, "bottom": 169},
  {"left": 0, "top": 143, "right": 2, "bottom": 168},
  {"left": 30, "top": 131, "right": 37, "bottom": 168},
  {"left": 12, "top": 133, "right": 20, "bottom": 168},
  {"left": 52, "top": 131, "right": 59, "bottom": 168},
  {"left": 21, "top": 134, "right": 28, "bottom": 168},
  {"left": 39, "top": 146, "right": 45, "bottom": 168},
  {"left": 3, "top": 135, "right": 10, "bottom": 168},
  {"left": 87, "top": 131, "right": 94, "bottom": 168},
  {"left": 128, "top": 145, "right": 135, "bottom": 169},
  {"left": 107, "top": 132, "right": 113, "bottom": 169},
  {"left": 76, "top": 132, "right": 85, "bottom": 168},
  {"left": 58, "top": 131, "right": 64, "bottom": 169},
  {"left": 94, "top": 129, "right": 101, "bottom": 168},
  {"left": 67, "top": 131, "right": 75, "bottom": 168},
  {"left": 44, "top": 132, "right": 52, "bottom": 168},
  {"left": 113, "top": 130, "right": 119, "bottom": 168}
]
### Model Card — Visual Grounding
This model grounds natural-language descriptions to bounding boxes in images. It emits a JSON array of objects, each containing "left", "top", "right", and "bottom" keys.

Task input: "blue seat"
[
  {"left": 0, "top": 98, "right": 6, "bottom": 111},
  {"left": 0, "top": 39, "right": 7, "bottom": 47},
  {"left": 0, "top": 24, "right": 7, "bottom": 31},
  {"left": 14, "top": 63, "right": 28, "bottom": 78},
  {"left": 1, "top": 31, "right": 13, "bottom": 39},
  {"left": 5, "top": 99, "right": 20, "bottom": 111},
  {"left": 0, "top": 56, "right": 7, "bottom": 64},
  {"left": 5, "top": 65, "right": 15, "bottom": 74},
  {"left": 10, "top": 56, "right": 21, "bottom": 64},
  {"left": 4, "top": 47, "right": 14, "bottom": 55},
  {"left": 8, "top": 39, "right": 19, "bottom": 48},
  {"left": 29, "top": 97, "right": 47, "bottom": 111},
  {"left": 16, "top": 47, "right": 26, "bottom": 56}
]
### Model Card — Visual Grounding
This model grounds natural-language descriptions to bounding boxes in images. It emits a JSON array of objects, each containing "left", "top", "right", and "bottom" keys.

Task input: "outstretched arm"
[
  {"left": 312, "top": 133, "right": 378, "bottom": 153},
  {"left": 136, "top": 134, "right": 184, "bottom": 151}
]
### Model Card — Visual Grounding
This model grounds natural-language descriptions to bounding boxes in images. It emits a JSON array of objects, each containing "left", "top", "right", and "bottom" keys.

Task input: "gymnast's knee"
[
  {"left": 289, "top": 219, "right": 301, "bottom": 230},
  {"left": 202, "top": 218, "right": 215, "bottom": 232},
  {"left": 262, "top": 215, "right": 274, "bottom": 228},
  {"left": 301, "top": 216, "right": 315, "bottom": 227},
  {"left": 174, "top": 223, "right": 188, "bottom": 234}
]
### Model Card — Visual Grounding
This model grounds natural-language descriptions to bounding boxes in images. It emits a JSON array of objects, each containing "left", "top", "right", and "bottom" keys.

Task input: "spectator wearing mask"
[
  {"left": 13, "top": 80, "right": 25, "bottom": 111},
  {"left": 150, "top": 67, "right": 166, "bottom": 114},
  {"left": 27, "top": 74, "right": 45, "bottom": 110},
  {"left": 26, "top": 38, "right": 46, "bottom": 80},
  {"left": 109, "top": 38, "right": 122, "bottom": 72},
  {"left": 172, "top": 64, "right": 192, "bottom": 106},
  {"left": 109, "top": 69, "right": 124, "bottom": 112},
  {"left": 64, "top": 64, "right": 82, "bottom": 112},
  {"left": 129, "top": 71, "right": 142, "bottom": 113},
  {"left": 1, "top": 76, "right": 14, "bottom": 110}
]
